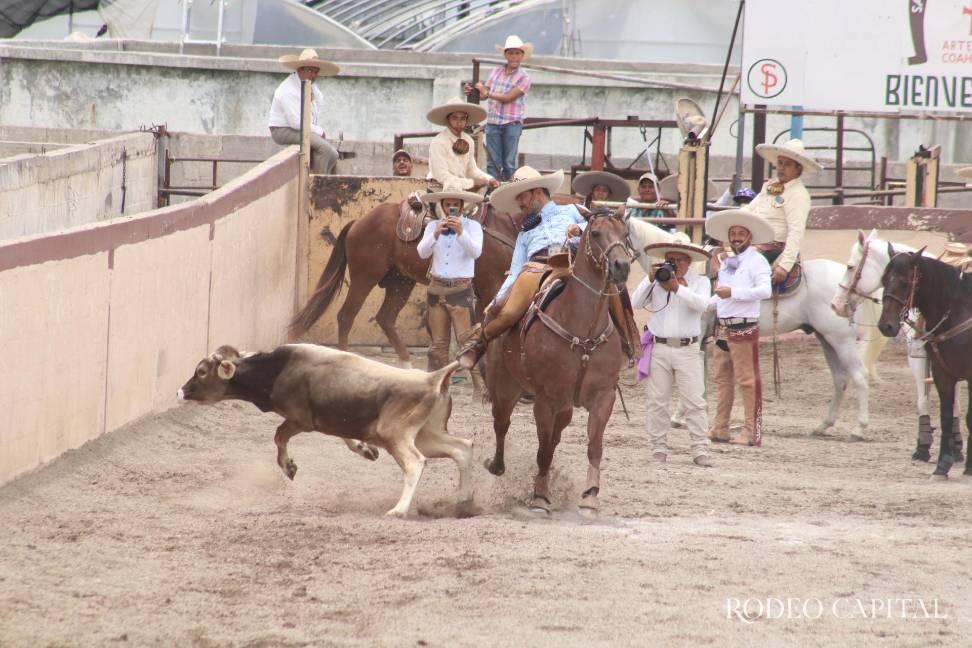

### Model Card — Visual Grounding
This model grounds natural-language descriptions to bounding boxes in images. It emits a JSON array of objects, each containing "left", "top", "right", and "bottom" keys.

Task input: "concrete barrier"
[
  {"left": 0, "top": 132, "right": 157, "bottom": 241},
  {"left": 0, "top": 148, "right": 299, "bottom": 486}
]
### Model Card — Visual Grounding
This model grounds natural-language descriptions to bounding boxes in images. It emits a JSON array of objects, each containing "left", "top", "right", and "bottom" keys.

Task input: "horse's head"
[
  {"left": 582, "top": 210, "right": 631, "bottom": 285},
  {"left": 877, "top": 244, "right": 925, "bottom": 338},
  {"left": 832, "top": 228, "right": 885, "bottom": 318}
]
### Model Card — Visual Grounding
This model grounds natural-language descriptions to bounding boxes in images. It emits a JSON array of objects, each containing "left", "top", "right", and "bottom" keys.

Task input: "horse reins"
[
  {"left": 838, "top": 239, "right": 882, "bottom": 306},
  {"left": 882, "top": 260, "right": 921, "bottom": 330}
]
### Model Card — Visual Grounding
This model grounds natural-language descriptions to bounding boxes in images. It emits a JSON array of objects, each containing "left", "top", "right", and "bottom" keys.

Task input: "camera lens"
[{"left": 656, "top": 266, "right": 672, "bottom": 282}]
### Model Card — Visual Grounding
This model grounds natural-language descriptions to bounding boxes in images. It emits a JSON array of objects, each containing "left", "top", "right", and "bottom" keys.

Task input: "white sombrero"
[
  {"left": 657, "top": 174, "right": 720, "bottom": 203},
  {"left": 489, "top": 166, "right": 564, "bottom": 214},
  {"left": 496, "top": 35, "right": 534, "bottom": 60},
  {"left": 426, "top": 97, "right": 487, "bottom": 127},
  {"left": 705, "top": 209, "right": 775, "bottom": 245},
  {"left": 421, "top": 180, "right": 484, "bottom": 217},
  {"left": 939, "top": 241, "right": 971, "bottom": 268},
  {"left": 957, "top": 167, "right": 972, "bottom": 184},
  {"left": 644, "top": 233, "right": 711, "bottom": 263},
  {"left": 573, "top": 171, "right": 630, "bottom": 201},
  {"left": 278, "top": 48, "right": 340, "bottom": 76},
  {"left": 755, "top": 138, "right": 822, "bottom": 172},
  {"left": 675, "top": 97, "right": 708, "bottom": 140}
]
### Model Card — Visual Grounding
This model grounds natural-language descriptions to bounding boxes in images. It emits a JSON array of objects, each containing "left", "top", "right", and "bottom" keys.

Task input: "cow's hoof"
[
  {"left": 484, "top": 458, "right": 505, "bottom": 476},
  {"left": 284, "top": 460, "right": 298, "bottom": 480},
  {"left": 912, "top": 447, "right": 931, "bottom": 462},
  {"left": 529, "top": 495, "right": 551, "bottom": 515},
  {"left": 361, "top": 444, "right": 380, "bottom": 461},
  {"left": 929, "top": 473, "right": 948, "bottom": 482}
]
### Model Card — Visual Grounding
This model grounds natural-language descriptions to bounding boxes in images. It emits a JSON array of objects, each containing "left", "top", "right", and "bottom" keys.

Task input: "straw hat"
[
  {"left": 426, "top": 97, "right": 487, "bottom": 127},
  {"left": 675, "top": 97, "right": 707, "bottom": 140},
  {"left": 489, "top": 167, "right": 564, "bottom": 214},
  {"left": 496, "top": 35, "right": 534, "bottom": 59},
  {"left": 657, "top": 174, "right": 720, "bottom": 203},
  {"left": 573, "top": 171, "right": 630, "bottom": 201},
  {"left": 755, "top": 138, "right": 822, "bottom": 172},
  {"left": 957, "top": 167, "right": 972, "bottom": 184},
  {"left": 278, "top": 48, "right": 340, "bottom": 76},
  {"left": 939, "top": 241, "right": 971, "bottom": 268},
  {"left": 644, "top": 234, "right": 711, "bottom": 263},
  {"left": 705, "top": 209, "right": 775, "bottom": 244}
]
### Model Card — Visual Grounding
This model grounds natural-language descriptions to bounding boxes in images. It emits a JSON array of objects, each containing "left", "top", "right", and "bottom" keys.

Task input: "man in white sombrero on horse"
[
  {"left": 417, "top": 180, "right": 486, "bottom": 395},
  {"left": 426, "top": 98, "right": 499, "bottom": 191},
  {"left": 745, "top": 138, "right": 822, "bottom": 289},
  {"left": 268, "top": 48, "right": 341, "bottom": 175}
]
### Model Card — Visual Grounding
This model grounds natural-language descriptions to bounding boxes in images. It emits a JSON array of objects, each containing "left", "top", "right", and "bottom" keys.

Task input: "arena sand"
[{"left": 1, "top": 340, "right": 971, "bottom": 647}]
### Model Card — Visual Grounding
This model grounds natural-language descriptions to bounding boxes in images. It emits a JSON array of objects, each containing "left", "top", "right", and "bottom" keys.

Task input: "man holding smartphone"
[{"left": 417, "top": 181, "right": 485, "bottom": 395}]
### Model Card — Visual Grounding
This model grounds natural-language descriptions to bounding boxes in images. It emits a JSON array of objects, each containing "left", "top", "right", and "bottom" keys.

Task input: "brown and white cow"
[{"left": 178, "top": 343, "right": 473, "bottom": 517}]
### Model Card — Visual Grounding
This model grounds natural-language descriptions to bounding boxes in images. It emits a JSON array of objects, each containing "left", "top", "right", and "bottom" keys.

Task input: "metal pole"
[
  {"left": 216, "top": 0, "right": 225, "bottom": 56},
  {"left": 733, "top": 100, "right": 746, "bottom": 192},
  {"left": 705, "top": 0, "right": 744, "bottom": 213},
  {"left": 471, "top": 58, "right": 481, "bottom": 104},
  {"left": 834, "top": 113, "right": 845, "bottom": 205},
  {"left": 591, "top": 124, "right": 607, "bottom": 171},
  {"left": 751, "top": 104, "right": 767, "bottom": 191}
]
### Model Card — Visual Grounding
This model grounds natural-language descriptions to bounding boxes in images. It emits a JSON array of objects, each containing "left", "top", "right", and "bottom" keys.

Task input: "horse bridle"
[
  {"left": 881, "top": 257, "right": 921, "bottom": 329},
  {"left": 838, "top": 239, "right": 882, "bottom": 306},
  {"left": 572, "top": 214, "right": 632, "bottom": 296}
]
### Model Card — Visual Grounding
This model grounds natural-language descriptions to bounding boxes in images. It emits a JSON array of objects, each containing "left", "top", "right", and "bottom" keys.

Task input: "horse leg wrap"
[
  {"left": 952, "top": 418, "right": 964, "bottom": 461},
  {"left": 918, "top": 415, "right": 934, "bottom": 447}
]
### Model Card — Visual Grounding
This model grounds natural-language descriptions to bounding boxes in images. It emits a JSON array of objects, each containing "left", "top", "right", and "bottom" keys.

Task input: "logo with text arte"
[
  {"left": 747, "top": 59, "right": 787, "bottom": 99},
  {"left": 908, "top": 0, "right": 972, "bottom": 65}
]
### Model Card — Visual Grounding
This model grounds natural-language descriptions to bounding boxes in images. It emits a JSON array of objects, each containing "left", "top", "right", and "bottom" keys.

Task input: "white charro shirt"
[
  {"left": 268, "top": 73, "right": 324, "bottom": 137},
  {"left": 709, "top": 246, "right": 772, "bottom": 318},
  {"left": 744, "top": 177, "right": 811, "bottom": 272},
  {"left": 428, "top": 129, "right": 493, "bottom": 190},
  {"left": 416, "top": 216, "right": 483, "bottom": 279},
  {"left": 631, "top": 269, "right": 710, "bottom": 338}
]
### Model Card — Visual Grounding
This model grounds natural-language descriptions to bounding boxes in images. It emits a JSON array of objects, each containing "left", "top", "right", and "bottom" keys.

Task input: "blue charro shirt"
[{"left": 497, "top": 200, "right": 587, "bottom": 296}]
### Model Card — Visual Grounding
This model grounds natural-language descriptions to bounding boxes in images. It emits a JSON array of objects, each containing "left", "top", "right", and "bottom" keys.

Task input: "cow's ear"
[{"left": 217, "top": 360, "right": 236, "bottom": 380}]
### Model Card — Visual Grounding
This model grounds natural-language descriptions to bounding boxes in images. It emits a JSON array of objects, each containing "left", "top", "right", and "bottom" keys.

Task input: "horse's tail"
[
  {"left": 856, "top": 298, "right": 886, "bottom": 382},
  {"left": 290, "top": 220, "right": 354, "bottom": 336}
]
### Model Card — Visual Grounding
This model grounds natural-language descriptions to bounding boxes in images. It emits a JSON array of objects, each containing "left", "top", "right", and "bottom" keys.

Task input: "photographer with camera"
[
  {"left": 417, "top": 181, "right": 485, "bottom": 396},
  {"left": 631, "top": 236, "right": 713, "bottom": 467}
]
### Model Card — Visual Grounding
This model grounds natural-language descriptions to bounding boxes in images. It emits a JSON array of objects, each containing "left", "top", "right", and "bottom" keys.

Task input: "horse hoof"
[
  {"left": 384, "top": 508, "right": 408, "bottom": 518},
  {"left": 529, "top": 496, "right": 551, "bottom": 514},
  {"left": 912, "top": 448, "right": 931, "bottom": 462},
  {"left": 929, "top": 473, "right": 948, "bottom": 482},
  {"left": 484, "top": 458, "right": 505, "bottom": 476},
  {"left": 579, "top": 497, "right": 600, "bottom": 515},
  {"left": 578, "top": 505, "right": 598, "bottom": 519},
  {"left": 849, "top": 433, "right": 865, "bottom": 442},
  {"left": 284, "top": 460, "right": 298, "bottom": 480}
]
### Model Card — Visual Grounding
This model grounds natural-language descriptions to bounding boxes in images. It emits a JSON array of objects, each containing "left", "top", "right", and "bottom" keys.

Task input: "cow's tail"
[
  {"left": 290, "top": 220, "right": 355, "bottom": 336},
  {"left": 431, "top": 361, "right": 461, "bottom": 396}
]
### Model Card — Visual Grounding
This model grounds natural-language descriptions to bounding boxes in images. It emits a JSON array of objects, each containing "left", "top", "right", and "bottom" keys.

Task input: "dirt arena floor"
[{"left": 2, "top": 339, "right": 971, "bottom": 647}]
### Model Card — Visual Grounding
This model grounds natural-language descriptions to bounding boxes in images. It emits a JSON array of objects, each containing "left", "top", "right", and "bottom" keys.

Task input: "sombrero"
[
  {"left": 957, "top": 167, "right": 972, "bottom": 184},
  {"left": 489, "top": 166, "right": 564, "bottom": 214},
  {"left": 644, "top": 235, "right": 711, "bottom": 263},
  {"left": 573, "top": 171, "right": 630, "bottom": 201},
  {"left": 278, "top": 49, "right": 340, "bottom": 76},
  {"left": 657, "top": 174, "right": 720, "bottom": 203},
  {"left": 496, "top": 35, "right": 534, "bottom": 60},
  {"left": 426, "top": 97, "right": 487, "bottom": 127},
  {"left": 675, "top": 97, "right": 707, "bottom": 140},
  {"left": 421, "top": 180, "right": 484, "bottom": 218},
  {"left": 705, "top": 209, "right": 775, "bottom": 245},
  {"left": 755, "top": 138, "right": 822, "bottom": 172},
  {"left": 939, "top": 241, "right": 971, "bottom": 268}
]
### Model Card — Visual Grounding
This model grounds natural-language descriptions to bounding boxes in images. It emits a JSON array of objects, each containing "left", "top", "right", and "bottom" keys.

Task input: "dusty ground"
[{"left": 2, "top": 339, "right": 971, "bottom": 647}]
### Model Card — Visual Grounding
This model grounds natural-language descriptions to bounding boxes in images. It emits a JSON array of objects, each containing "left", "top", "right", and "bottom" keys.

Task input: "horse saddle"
[
  {"left": 772, "top": 262, "right": 803, "bottom": 299},
  {"left": 523, "top": 276, "right": 568, "bottom": 334},
  {"left": 395, "top": 194, "right": 431, "bottom": 243}
]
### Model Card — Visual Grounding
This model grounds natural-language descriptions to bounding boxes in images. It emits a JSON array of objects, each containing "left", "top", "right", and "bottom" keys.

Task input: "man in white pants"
[{"left": 632, "top": 238, "right": 713, "bottom": 466}]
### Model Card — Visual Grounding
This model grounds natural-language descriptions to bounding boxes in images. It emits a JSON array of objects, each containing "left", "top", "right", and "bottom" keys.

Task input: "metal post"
[
  {"left": 471, "top": 59, "right": 481, "bottom": 104},
  {"left": 834, "top": 113, "right": 845, "bottom": 205},
  {"left": 215, "top": 0, "right": 225, "bottom": 56},
  {"left": 212, "top": 159, "right": 218, "bottom": 190},
  {"left": 751, "top": 104, "right": 767, "bottom": 191},
  {"left": 591, "top": 124, "right": 607, "bottom": 171},
  {"left": 180, "top": 0, "right": 192, "bottom": 53},
  {"left": 733, "top": 101, "right": 747, "bottom": 192},
  {"left": 295, "top": 79, "right": 313, "bottom": 313}
]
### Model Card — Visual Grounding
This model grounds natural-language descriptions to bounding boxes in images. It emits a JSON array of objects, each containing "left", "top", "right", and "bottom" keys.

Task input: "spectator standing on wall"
[
  {"left": 392, "top": 149, "right": 413, "bottom": 177},
  {"left": 268, "top": 48, "right": 340, "bottom": 175},
  {"left": 464, "top": 35, "right": 533, "bottom": 181}
]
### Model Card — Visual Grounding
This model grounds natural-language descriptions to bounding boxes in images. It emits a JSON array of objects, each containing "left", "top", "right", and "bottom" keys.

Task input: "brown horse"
[
  {"left": 290, "top": 202, "right": 517, "bottom": 364},
  {"left": 483, "top": 211, "right": 631, "bottom": 514}
]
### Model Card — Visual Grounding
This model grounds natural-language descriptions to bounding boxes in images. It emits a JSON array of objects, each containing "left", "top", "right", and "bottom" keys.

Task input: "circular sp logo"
[{"left": 747, "top": 59, "right": 787, "bottom": 99}]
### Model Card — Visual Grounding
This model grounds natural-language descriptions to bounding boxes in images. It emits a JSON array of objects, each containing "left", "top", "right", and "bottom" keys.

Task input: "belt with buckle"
[
  {"left": 528, "top": 252, "right": 549, "bottom": 263},
  {"left": 718, "top": 317, "right": 758, "bottom": 325},
  {"left": 430, "top": 276, "right": 472, "bottom": 288},
  {"left": 654, "top": 336, "right": 699, "bottom": 347}
]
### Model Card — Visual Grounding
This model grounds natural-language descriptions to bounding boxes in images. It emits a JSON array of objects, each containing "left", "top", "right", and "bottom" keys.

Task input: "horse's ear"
[
  {"left": 857, "top": 229, "right": 866, "bottom": 245},
  {"left": 914, "top": 246, "right": 927, "bottom": 259},
  {"left": 868, "top": 228, "right": 878, "bottom": 240},
  {"left": 887, "top": 241, "right": 896, "bottom": 257}
]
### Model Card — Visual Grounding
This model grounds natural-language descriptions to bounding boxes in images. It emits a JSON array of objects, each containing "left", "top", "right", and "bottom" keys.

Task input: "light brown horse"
[
  {"left": 290, "top": 201, "right": 517, "bottom": 364},
  {"left": 483, "top": 211, "right": 631, "bottom": 514}
]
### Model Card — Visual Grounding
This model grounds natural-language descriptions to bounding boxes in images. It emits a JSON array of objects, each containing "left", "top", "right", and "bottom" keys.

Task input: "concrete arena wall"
[
  {"left": 0, "top": 132, "right": 157, "bottom": 241},
  {"left": 0, "top": 148, "right": 299, "bottom": 487}
]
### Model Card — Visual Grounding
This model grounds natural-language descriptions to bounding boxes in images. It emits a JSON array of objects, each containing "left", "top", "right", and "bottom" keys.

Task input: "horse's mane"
[{"left": 906, "top": 254, "right": 971, "bottom": 312}]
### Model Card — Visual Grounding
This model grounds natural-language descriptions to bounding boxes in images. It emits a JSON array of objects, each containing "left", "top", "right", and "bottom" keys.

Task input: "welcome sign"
[{"left": 741, "top": 0, "right": 972, "bottom": 112}]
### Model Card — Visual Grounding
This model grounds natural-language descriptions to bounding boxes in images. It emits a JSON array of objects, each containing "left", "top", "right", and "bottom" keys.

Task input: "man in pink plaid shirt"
[{"left": 465, "top": 35, "right": 533, "bottom": 182}]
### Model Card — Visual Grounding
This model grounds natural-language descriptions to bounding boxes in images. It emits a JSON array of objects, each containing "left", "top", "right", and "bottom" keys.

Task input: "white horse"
[
  {"left": 830, "top": 229, "right": 964, "bottom": 461},
  {"left": 627, "top": 217, "right": 871, "bottom": 439}
]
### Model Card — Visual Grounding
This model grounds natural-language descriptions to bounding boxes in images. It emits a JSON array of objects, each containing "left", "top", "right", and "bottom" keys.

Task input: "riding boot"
[{"left": 913, "top": 414, "right": 933, "bottom": 461}]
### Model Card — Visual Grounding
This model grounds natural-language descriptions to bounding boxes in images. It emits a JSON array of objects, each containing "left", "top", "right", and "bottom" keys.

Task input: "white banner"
[{"left": 742, "top": 0, "right": 972, "bottom": 112}]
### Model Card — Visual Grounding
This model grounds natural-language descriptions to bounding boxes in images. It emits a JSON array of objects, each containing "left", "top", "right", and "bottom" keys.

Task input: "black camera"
[{"left": 654, "top": 261, "right": 677, "bottom": 283}]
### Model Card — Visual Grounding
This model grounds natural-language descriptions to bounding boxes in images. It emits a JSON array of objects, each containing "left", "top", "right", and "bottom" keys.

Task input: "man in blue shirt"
[{"left": 458, "top": 167, "right": 584, "bottom": 368}]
